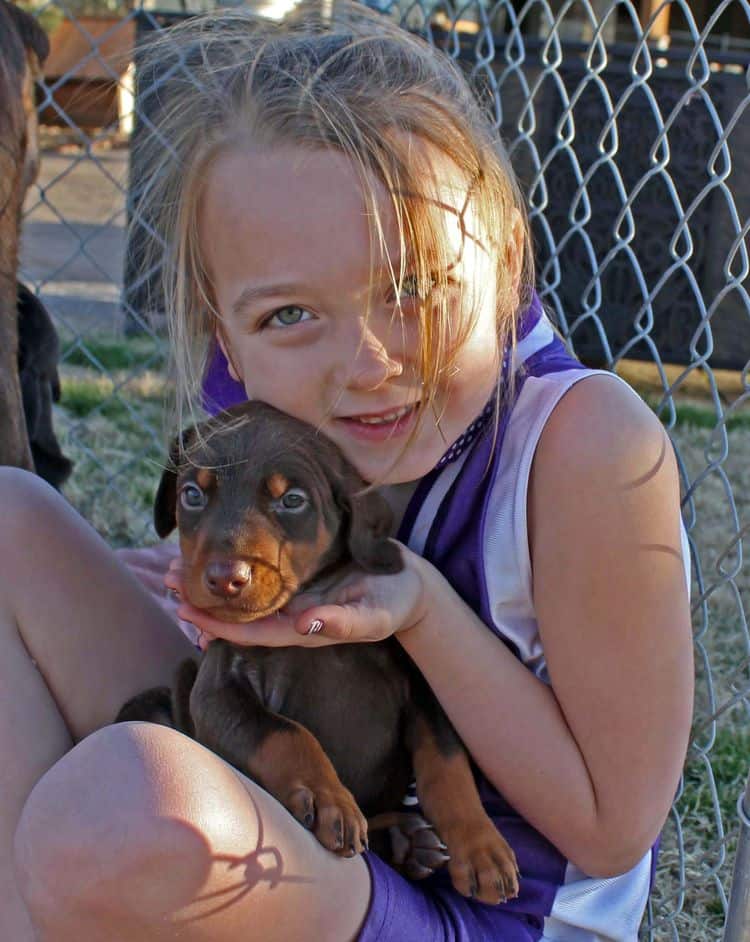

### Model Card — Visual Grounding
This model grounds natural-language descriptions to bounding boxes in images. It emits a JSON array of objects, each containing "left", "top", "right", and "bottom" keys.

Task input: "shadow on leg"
[{"left": 13, "top": 721, "right": 370, "bottom": 942}]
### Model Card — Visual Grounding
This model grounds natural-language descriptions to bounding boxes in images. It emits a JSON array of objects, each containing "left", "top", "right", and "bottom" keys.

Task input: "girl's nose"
[{"left": 344, "top": 325, "right": 404, "bottom": 391}]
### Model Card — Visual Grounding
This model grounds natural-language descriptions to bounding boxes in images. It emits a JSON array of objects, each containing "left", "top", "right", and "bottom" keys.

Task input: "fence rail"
[{"left": 17, "top": 1, "right": 750, "bottom": 938}]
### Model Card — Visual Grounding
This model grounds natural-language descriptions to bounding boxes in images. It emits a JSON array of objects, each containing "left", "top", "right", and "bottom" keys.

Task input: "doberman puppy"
[
  {"left": 118, "top": 401, "right": 519, "bottom": 904},
  {"left": 0, "top": 1, "right": 49, "bottom": 471}
]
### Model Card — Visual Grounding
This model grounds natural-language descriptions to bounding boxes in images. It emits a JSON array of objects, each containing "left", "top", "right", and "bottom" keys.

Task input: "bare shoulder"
[
  {"left": 528, "top": 370, "right": 685, "bottom": 598},
  {"left": 532, "top": 373, "right": 673, "bottom": 493}
]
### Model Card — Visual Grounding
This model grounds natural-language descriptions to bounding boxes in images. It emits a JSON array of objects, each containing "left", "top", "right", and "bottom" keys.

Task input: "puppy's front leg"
[
  {"left": 190, "top": 641, "right": 368, "bottom": 857},
  {"left": 407, "top": 686, "right": 519, "bottom": 905}
]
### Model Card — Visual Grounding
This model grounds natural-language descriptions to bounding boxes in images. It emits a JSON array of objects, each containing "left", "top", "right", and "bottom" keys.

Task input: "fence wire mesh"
[{"left": 15, "top": 0, "right": 750, "bottom": 937}]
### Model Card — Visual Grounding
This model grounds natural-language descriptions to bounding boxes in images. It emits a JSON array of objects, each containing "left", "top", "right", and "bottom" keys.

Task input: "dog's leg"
[
  {"left": 406, "top": 690, "right": 519, "bottom": 905},
  {"left": 115, "top": 687, "right": 174, "bottom": 727},
  {"left": 190, "top": 641, "right": 368, "bottom": 857},
  {"left": 172, "top": 657, "right": 197, "bottom": 737}
]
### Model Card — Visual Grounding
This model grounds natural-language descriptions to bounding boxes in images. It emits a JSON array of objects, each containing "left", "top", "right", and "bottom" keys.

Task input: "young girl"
[{"left": 4, "top": 4, "right": 693, "bottom": 940}]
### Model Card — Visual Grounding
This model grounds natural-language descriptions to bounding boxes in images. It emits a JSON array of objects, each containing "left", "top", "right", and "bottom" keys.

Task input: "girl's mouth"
[{"left": 336, "top": 403, "right": 419, "bottom": 441}]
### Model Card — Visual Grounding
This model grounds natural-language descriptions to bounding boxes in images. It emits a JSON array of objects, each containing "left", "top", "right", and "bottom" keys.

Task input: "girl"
[{"left": 5, "top": 4, "right": 693, "bottom": 940}]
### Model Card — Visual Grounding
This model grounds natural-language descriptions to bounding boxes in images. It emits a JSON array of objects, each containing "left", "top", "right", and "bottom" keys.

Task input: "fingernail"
[{"left": 306, "top": 618, "right": 324, "bottom": 635}]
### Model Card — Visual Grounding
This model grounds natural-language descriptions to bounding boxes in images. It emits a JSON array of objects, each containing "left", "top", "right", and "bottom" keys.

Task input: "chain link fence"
[{"left": 16, "top": 0, "right": 750, "bottom": 937}]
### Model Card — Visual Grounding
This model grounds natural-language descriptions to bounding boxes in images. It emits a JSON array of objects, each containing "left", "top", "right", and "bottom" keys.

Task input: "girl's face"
[{"left": 200, "top": 144, "right": 503, "bottom": 485}]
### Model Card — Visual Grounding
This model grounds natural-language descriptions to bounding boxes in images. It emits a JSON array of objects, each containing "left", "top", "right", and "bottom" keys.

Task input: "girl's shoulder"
[
  {"left": 526, "top": 368, "right": 684, "bottom": 595},
  {"left": 529, "top": 371, "right": 670, "bottom": 502}
]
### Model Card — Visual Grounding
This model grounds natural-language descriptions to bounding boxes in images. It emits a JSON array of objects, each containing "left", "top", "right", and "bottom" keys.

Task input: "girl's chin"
[{"left": 342, "top": 448, "right": 440, "bottom": 487}]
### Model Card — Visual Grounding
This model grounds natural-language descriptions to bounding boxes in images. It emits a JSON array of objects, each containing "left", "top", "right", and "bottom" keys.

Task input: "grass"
[
  {"left": 55, "top": 335, "right": 171, "bottom": 546},
  {"left": 649, "top": 400, "right": 750, "bottom": 432},
  {"left": 59, "top": 333, "right": 168, "bottom": 374},
  {"left": 52, "top": 334, "right": 750, "bottom": 940}
]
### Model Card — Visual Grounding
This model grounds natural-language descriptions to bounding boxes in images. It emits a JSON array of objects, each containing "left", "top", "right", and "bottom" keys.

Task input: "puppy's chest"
[{"left": 228, "top": 643, "right": 411, "bottom": 743}]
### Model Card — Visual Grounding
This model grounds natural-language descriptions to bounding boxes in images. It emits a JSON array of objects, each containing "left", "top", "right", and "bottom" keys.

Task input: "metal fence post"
[{"left": 723, "top": 771, "right": 750, "bottom": 941}]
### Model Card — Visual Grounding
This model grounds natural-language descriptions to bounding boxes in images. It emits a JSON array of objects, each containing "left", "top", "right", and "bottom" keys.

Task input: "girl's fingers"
[
  {"left": 163, "top": 569, "right": 183, "bottom": 593},
  {"left": 176, "top": 602, "right": 312, "bottom": 647},
  {"left": 293, "top": 602, "right": 391, "bottom": 643},
  {"left": 118, "top": 546, "right": 181, "bottom": 594}
]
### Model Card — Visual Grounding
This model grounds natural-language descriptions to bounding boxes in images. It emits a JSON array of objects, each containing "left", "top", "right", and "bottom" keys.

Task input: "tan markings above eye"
[
  {"left": 196, "top": 468, "right": 215, "bottom": 490},
  {"left": 266, "top": 472, "right": 290, "bottom": 499}
]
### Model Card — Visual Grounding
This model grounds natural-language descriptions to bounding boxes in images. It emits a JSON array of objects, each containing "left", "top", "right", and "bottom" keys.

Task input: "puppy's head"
[{"left": 155, "top": 401, "right": 402, "bottom": 622}]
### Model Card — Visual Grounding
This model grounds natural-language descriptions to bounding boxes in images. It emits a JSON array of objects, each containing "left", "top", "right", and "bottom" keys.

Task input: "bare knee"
[
  {"left": 13, "top": 722, "right": 239, "bottom": 927},
  {"left": 0, "top": 466, "right": 55, "bottom": 506},
  {"left": 0, "top": 467, "right": 62, "bottom": 547}
]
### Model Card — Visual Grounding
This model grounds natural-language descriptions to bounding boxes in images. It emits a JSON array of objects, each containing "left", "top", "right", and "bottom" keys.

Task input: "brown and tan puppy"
[
  {"left": 0, "top": 1, "right": 48, "bottom": 470},
  {"left": 118, "top": 401, "right": 519, "bottom": 904}
]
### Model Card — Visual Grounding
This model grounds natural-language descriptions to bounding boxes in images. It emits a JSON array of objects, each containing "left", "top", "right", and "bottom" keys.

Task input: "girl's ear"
[{"left": 215, "top": 330, "right": 242, "bottom": 384}]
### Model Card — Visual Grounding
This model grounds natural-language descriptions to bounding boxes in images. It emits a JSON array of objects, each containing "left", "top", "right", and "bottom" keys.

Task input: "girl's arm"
[{"left": 398, "top": 374, "right": 694, "bottom": 878}]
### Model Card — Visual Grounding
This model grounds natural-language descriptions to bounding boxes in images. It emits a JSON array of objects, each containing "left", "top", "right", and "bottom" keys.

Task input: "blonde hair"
[{"left": 132, "top": 0, "right": 533, "bottom": 438}]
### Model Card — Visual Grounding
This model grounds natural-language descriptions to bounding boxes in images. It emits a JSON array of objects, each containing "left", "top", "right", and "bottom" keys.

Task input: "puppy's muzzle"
[
  {"left": 189, "top": 553, "right": 288, "bottom": 619},
  {"left": 204, "top": 559, "right": 252, "bottom": 598}
]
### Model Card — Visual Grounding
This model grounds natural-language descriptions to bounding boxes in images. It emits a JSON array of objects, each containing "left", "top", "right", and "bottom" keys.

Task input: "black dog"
[
  {"left": 17, "top": 282, "right": 72, "bottom": 489},
  {"left": 118, "top": 401, "right": 519, "bottom": 904}
]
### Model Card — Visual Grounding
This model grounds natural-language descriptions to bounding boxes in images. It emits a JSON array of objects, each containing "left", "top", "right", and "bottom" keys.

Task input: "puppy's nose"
[{"left": 204, "top": 559, "right": 252, "bottom": 598}]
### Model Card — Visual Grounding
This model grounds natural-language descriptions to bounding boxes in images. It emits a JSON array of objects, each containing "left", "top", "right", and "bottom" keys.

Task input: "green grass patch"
[
  {"left": 61, "top": 376, "right": 166, "bottom": 418},
  {"left": 681, "top": 728, "right": 750, "bottom": 823},
  {"left": 644, "top": 398, "right": 750, "bottom": 432},
  {"left": 60, "top": 335, "right": 167, "bottom": 373}
]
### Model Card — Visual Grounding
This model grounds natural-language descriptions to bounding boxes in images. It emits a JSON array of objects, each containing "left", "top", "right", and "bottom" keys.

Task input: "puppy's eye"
[
  {"left": 279, "top": 488, "right": 309, "bottom": 511},
  {"left": 180, "top": 483, "right": 207, "bottom": 510}
]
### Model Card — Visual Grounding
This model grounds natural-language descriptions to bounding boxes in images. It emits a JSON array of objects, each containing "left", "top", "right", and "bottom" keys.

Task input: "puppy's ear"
[
  {"left": 154, "top": 429, "right": 194, "bottom": 538},
  {"left": 341, "top": 485, "right": 403, "bottom": 574}
]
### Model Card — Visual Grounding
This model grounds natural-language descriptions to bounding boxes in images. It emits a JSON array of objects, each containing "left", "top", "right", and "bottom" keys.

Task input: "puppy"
[
  {"left": 118, "top": 401, "right": 519, "bottom": 904},
  {"left": 0, "top": 1, "right": 49, "bottom": 471}
]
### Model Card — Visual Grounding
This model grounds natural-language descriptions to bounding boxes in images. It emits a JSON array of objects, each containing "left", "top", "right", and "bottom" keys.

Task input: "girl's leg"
[
  {"left": 14, "top": 721, "right": 371, "bottom": 941},
  {"left": 0, "top": 468, "right": 195, "bottom": 939}
]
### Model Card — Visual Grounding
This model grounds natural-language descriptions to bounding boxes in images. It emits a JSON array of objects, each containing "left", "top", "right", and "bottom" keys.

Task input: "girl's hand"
[
  {"left": 164, "top": 545, "right": 426, "bottom": 651},
  {"left": 117, "top": 542, "right": 180, "bottom": 598},
  {"left": 118, "top": 542, "right": 202, "bottom": 645}
]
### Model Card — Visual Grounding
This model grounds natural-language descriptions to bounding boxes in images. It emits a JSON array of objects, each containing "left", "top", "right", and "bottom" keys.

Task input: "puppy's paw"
[
  {"left": 285, "top": 782, "right": 369, "bottom": 857},
  {"left": 368, "top": 811, "right": 450, "bottom": 879},
  {"left": 442, "top": 818, "right": 519, "bottom": 905}
]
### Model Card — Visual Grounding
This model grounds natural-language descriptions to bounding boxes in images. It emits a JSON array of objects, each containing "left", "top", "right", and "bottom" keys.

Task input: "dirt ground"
[{"left": 19, "top": 142, "right": 128, "bottom": 333}]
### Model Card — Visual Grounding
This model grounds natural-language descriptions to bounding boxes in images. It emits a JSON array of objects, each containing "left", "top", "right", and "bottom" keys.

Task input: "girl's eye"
[
  {"left": 394, "top": 274, "right": 437, "bottom": 302},
  {"left": 279, "top": 488, "right": 310, "bottom": 511},
  {"left": 180, "top": 482, "right": 207, "bottom": 510},
  {"left": 266, "top": 306, "right": 313, "bottom": 328},
  {"left": 399, "top": 275, "right": 422, "bottom": 298}
]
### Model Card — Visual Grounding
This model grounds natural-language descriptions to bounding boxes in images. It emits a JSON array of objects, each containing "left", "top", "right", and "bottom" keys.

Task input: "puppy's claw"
[
  {"left": 287, "top": 786, "right": 316, "bottom": 830},
  {"left": 404, "top": 860, "right": 438, "bottom": 881},
  {"left": 419, "top": 848, "right": 451, "bottom": 869}
]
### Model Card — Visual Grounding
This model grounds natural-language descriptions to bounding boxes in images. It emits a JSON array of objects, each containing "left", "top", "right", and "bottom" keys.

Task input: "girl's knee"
[
  {"left": 0, "top": 467, "right": 62, "bottom": 539},
  {"left": 13, "top": 723, "right": 233, "bottom": 921}
]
